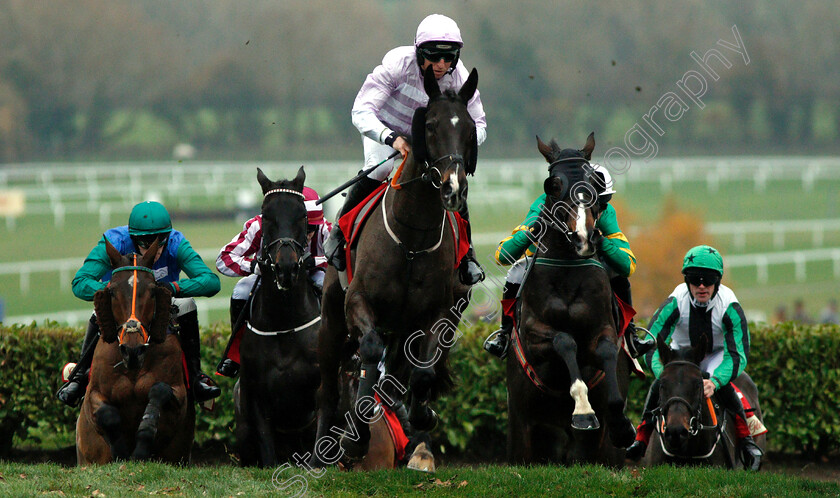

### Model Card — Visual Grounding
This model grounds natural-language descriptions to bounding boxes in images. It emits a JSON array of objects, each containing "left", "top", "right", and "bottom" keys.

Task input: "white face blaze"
[
  {"left": 570, "top": 379, "right": 595, "bottom": 416},
  {"left": 450, "top": 116, "right": 460, "bottom": 127},
  {"left": 127, "top": 274, "right": 135, "bottom": 287},
  {"left": 575, "top": 201, "right": 588, "bottom": 246},
  {"left": 449, "top": 163, "right": 460, "bottom": 193}
]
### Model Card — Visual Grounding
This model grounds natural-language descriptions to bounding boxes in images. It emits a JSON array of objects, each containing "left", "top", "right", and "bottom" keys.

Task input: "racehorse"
[
  {"left": 76, "top": 239, "right": 194, "bottom": 464},
  {"left": 644, "top": 336, "right": 767, "bottom": 468},
  {"left": 311, "top": 66, "right": 479, "bottom": 470},
  {"left": 506, "top": 134, "right": 637, "bottom": 466},
  {"left": 234, "top": 167, "right": 321, "bottom": 467}
]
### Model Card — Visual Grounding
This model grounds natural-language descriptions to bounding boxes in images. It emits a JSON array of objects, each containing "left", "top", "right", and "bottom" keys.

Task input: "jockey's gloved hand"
[{"left": 590, "top": 227, "right": 604, "bottom": 247}]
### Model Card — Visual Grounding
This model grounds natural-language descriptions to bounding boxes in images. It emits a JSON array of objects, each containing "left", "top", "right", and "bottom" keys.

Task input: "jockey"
[
  {"left": 625, "top": 245, "right": 765, "bottom": 471},
  {"left": 323, "top": 13, "right": 487, "bottom": 286},
  {"left": 483, "top": 163, "right": 653, "bottom": 359},
  {"left": 215, "top": 186, "right": 331, "bottom": 377},
  {"left": 56, "top": 201, "right": 222, "bottom": 407}
]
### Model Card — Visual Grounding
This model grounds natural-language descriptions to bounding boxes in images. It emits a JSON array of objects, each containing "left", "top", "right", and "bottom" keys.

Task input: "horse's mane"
[{"left": 431, "top": 89, "right": 466, "bottom": 105}]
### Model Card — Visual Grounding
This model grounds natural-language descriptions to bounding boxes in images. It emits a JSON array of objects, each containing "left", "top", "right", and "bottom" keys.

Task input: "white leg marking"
[{"left": 570, "top": 379, "right": 594, "bottom": 415}]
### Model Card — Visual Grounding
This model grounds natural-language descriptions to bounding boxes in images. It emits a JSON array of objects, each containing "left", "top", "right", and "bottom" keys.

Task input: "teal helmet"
[
  {"left": 681, "top": 245, "right": 724, "bottom": 277},
  {"left": 128, "top": 201, "right": 172, "bottom": 236}
]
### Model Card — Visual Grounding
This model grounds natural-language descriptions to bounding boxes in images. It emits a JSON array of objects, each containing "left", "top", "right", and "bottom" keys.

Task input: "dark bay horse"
[
  {"left": 77, "top": 239, "right": 194, "bottom": 464},
  {"left": 234, "top": 167, "right": 321, "bottom": 467},
  {"left": 644, "top": 336, "right": 767, "bottom": 468},
  {"left": 312, "top": 66, "right": 479, "bottom": 470},
  {"left": 506, "top": 134, "right": 636, "bottom": 466}
]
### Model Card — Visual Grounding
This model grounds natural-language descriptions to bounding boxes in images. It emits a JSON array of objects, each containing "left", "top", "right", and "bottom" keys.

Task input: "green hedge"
[{"left": 1, "top": 321, "right": 838, "bottom": 460}]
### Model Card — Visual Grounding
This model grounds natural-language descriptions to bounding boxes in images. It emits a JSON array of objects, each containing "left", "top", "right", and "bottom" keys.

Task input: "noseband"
[
  {"left": 394, "top": 153, "right": 465, "bottom": 190},
  {"left": 259, "top": 188, "right": 310, "bottom": 290},
  {"left": 655, "top": 361, "right": 719, "bottom": 440},
  {"left": 543, "top": 157, "right": 598, "bottom": 244},
  {"left": 111, "top": 254, "right": 154, "bottom": 347}
]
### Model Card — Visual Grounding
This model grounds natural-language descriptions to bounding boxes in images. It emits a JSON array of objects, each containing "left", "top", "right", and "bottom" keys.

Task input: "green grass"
[{"left": 0, "top": 462, "right": 837, "bottom": 497}]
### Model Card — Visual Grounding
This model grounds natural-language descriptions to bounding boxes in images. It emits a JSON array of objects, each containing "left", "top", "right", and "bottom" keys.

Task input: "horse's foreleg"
[
  {"left": 132, "top": 382, "right": 176, "bottom": 460},
  {"left": 311, "top": 285, "right": 348, "bottom": 468},
  {"left": 249, "top": 395, "right": 278, "bottom": 467},
  {"left": 552, "top": 332, "right": 599, "bottom": 430},
  {"left": 91, "top": 395, "right": 130, "bottom": 461},
  {"left": 340, "top": 328, "right": 384, "bottom": 461},
  {"left": 594, "top": 336, "right": 636, "bottom": 448},
  {"left": 407, "top": 366, "right": 438, "bottom": 431}
]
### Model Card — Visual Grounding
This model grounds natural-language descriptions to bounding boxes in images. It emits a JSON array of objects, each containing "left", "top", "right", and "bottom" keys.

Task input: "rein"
[
  {"left": 534, "top": 257, "right": 605, "bottom": 270},
  {"left": 391, "top": 153, "right": 464, "bottom": 190},
  {"left": 258, "top": 187, "right": 309, "bottom": 290},
  {"left": 113, "top": 255, "right": 151, "bottom": 346},
  {"left": 654, "top": 360, "right": 725, "bottom": 458}
]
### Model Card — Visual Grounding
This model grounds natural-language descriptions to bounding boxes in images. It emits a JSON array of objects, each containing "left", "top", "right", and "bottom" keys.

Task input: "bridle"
[
  {"left": 542, "top": 157, "right": 599, "bottom": 246},
  {"left": 654, "top": 360, "right": 723, "bottom": 458},
  {"left": 259, "top": 188, "right": 310, "bottom": 291},
  {"left": 111, "top": 254, "right": 154, "bottom": 348}
]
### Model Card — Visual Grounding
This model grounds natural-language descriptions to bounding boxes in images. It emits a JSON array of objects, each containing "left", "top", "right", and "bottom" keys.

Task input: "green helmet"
[
  {"left": 128, "top": 201, "right": 172, "bottom": 236},
  {"left": 682, "top": 245, "right": 723, "bottom": 277}
]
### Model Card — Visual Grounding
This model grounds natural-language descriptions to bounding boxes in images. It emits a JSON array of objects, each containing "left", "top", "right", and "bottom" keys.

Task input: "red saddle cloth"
[
  {"left": 374, "top": 393, "right": 410, "bottom": 462},
  {"left": 337, "top": 182, "right": 470, "bottom": 284}
]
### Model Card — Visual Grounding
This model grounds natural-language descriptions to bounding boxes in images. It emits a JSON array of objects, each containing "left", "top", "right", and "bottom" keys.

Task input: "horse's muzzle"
[
  {"left": 440, "top": 180, "right": 466, "bottom": 212},
  {"left": 119, "top": 344, "right": 148, "bottom": 370}
]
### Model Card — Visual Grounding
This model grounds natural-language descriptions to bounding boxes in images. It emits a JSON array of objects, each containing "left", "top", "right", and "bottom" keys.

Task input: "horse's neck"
[
  {"left": 387, "top": 156, "right": 446, "bottom": 243},
  {"left": 535, "top": 214, "right": 578, "bottom": 260}
]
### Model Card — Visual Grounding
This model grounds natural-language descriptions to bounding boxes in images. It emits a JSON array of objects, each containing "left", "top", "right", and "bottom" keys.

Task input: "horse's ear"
[
  {"left": 536, "top": 136, "right": 554, "bottom": 163},
  {"left": 104, "top": 237, "right": 122, "bottom": 268},
  {"left": 656, "top": 335, "right": 672, "bottom": 365},
  {"left": 422, "top": 65, "right": 441, "bottom": 99},
  {"left": 581, "top": 132, "right": 595, "bottom": 160},
  {"left": 458, "top": 68, "right": 478, "bottom": 102},
  {"left": 139, "top": 239, "right": 159, "bottom": 268},
  {"left": 293, "top": 165, "right": 306, "bottom": 191},
  {"left": 94, "top": 289, "right": 118, "bottom": 343},
  {"left": 411, "top": 107, "right": 428, "bottom": 164},
  {"left": 257, "top": 167, "right": 273, "bottom": 194},
  {"left": 148, "top": 285, "right": 172, "bottom": 344},
  {"left": 467, "top": 130, "right": 478, "bottom": 176}
]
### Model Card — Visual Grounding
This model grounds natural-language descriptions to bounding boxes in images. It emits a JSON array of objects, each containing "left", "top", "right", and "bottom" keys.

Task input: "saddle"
[{"left": 337, "top": 181, "right": 470, "bottom": 284}]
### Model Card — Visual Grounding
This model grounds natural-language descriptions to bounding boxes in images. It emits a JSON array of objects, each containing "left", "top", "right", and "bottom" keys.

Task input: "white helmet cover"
[
  {"left": 415, "top": 14, "right": 463, "bottom": 47},
  {"left": 591, "top": 163, "right": 617, "bottom": 195}
]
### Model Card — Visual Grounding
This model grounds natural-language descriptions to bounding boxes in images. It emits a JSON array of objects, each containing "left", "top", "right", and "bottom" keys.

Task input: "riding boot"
[
  {"left": 456, "top": 203, "right": 485, "bottom": 285},
  {"left": 483, "top": 281, "right": 521, "bottom": 359},
  {"left": 626, "top": 378, "right": 661, "bottom": 461},
  {"left": 611, "top": 276, "right": 653, "bottom": 359},
  {"left": 324, "top": 176, "right": 382, "bottom": 271},
  {"left": 717, "top": 383, "right": 763, "bottom": 471},
  {"left": 178, "top": 310, "right": 221, "bottom": 403},
  {"left": 217, "top": 298, "right": 247, "bottom": 378},
  {"left": 56, "top": 315, "right": 100, "bottom": 407}
]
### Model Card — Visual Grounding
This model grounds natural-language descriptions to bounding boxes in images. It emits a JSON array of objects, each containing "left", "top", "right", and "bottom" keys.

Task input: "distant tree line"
[{"left": 0, "top": 0, "right": 837, "bottom": 162}]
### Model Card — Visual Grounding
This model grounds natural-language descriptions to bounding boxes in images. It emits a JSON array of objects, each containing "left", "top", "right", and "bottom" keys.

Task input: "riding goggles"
[
  {"left": 684, "top": 272, "right": 720, "bottom": 287},
  {"left": 418, "top": 47, "right": 459, "bottom": 63},
  {"left": 133, "top": 234, "right": 168, "bottom": 250}
]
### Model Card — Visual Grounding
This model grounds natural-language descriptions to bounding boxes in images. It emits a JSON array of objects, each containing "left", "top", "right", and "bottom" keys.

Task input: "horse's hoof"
[
  {"left": 571, "top": 413, "right": 600, "bottom": 431},
  {"left": 406, "top": 442, "right": 435, "bottom": 473}
]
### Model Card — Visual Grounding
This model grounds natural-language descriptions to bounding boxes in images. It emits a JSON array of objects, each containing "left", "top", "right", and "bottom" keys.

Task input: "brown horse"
[
  {"left": 506, "top": 134, "right": 636, "bottom": 466},
  {"left": 644, "top": 336, "right": 767, "bottom": 468},
  {"left": 311, "top": 66, "right": 479, "bottom": 470},
  {"left": 76, "top": 239, "right": 194, "bottom": 464}
]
